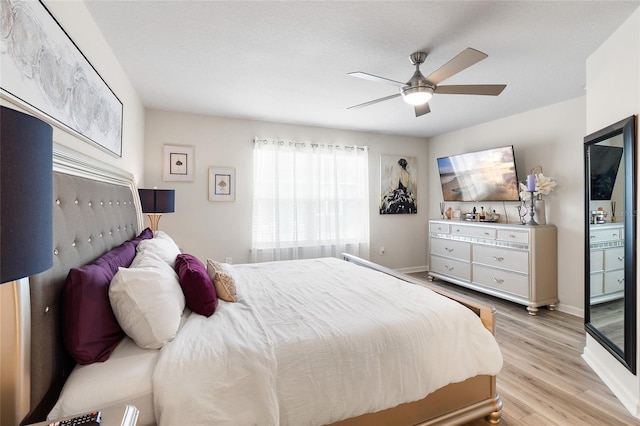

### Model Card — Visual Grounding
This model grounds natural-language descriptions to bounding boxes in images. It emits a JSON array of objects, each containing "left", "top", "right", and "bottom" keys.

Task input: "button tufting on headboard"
[{"left": 24, "top": 169, "right": 141, "bottom": 424}]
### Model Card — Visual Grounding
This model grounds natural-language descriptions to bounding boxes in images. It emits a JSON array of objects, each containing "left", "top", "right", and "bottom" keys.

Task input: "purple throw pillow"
[
  {"left": 129, "top": 227, "right": 153, "bottom": 246},
  {"left": 63, "top": 241, "right": 136, "bottom": 364},
  {"left": 175, "top": 254, "right": 218, "bottom": 317}
]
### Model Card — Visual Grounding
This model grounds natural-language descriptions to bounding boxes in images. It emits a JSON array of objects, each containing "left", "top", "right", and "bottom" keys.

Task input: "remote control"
[{"left": 48, "top": 411, "right": 101, "bottom": 426}]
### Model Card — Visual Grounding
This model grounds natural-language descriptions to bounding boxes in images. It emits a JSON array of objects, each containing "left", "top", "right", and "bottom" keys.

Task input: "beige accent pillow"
[{"left": 206, "top": 259, "right": 237, "bottom": 302}]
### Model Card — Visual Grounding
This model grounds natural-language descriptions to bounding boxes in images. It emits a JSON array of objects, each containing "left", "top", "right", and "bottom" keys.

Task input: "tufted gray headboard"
[{"left": 21, "top": 145, "right": 143, "bottom": 424}]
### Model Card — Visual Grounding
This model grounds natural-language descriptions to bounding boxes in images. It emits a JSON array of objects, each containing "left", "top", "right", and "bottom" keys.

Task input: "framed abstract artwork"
[
  {"left": 208, "top": 167, "right": 236, "bottom": 201},
  {"left": 379, "top": 154, "right": 417, "bottom": 214},
  {"left": 0, "top": 0, "right": 123, "bottom": 156},
  {"left": 163, "top": 144, "right": 194, "bottom": 181}
]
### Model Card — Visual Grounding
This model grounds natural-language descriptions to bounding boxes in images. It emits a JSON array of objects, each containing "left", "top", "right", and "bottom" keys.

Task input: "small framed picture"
[
  {"left": 209, "top": 167, "right": 236, "bottom": 201},
  {"left": 452, "top": 210, "right": 461, "bottom": 220},
  {"left": 163, "top": 145, "right": 194, "bottom": 181}
]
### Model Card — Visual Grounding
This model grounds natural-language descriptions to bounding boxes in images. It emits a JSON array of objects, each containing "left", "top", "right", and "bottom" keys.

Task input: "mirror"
[{"left": 584, "top": 115, "right": 636, "bottom": 373}]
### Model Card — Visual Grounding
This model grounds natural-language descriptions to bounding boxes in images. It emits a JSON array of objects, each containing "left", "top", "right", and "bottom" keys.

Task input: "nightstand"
[{"left": 27, "top": 404, "right": 138, "bottom": 426}]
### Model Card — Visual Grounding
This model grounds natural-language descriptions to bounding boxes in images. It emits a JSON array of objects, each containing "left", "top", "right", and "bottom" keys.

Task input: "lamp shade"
[
  {"left": 1, "top": 107, "right": 53, "bottom": 283},
  {"left": 138, "top": 189, "right": 175, "bottom": 213}
]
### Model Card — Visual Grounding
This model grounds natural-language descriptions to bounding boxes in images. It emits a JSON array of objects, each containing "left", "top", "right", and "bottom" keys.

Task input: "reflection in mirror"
[
  {"left": 584, "top": 115, "right": 636, "bottom": 373},
  {"left": 588, "top": 135, "right": 624, "bottom": 349}
]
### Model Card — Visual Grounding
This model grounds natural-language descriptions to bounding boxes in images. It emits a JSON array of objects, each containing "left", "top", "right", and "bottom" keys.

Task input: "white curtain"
[{"left": 251, "top": 139, "right": 370, "bottom": 263}]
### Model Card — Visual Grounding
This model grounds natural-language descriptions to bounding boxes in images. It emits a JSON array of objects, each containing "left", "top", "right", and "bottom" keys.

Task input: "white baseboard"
[
  {"left": 555, "top": 303, "right": 583, "bottom": 318},
  {"left": 582, "top": 342, "right": 640, "bottom": 419},
  {"left": 396, "top": 265, "right": 428, "bottom": 274}
]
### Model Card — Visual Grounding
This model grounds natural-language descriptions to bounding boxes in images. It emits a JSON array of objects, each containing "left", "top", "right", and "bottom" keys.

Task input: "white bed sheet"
[
  {"left": 48, "top": 337, "right": 158, "bottom": 426},
  {"left": 153, "top": 258, "right": 503, "bottom": 426}
]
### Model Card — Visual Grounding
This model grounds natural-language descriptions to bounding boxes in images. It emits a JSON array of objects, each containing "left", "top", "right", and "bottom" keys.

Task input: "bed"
[{"left": 19, "top": 144, "right": 503, "bottom": 426}]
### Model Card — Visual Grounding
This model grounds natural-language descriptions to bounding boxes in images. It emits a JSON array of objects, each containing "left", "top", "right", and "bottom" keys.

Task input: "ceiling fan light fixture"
[{"left": 401, "top": 86, "right": 434, "bottom": 106}]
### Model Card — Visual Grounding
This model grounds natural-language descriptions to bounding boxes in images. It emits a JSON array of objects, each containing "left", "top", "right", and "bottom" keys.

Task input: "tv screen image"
[
  {"left": 437, "top": 145, "right": 520, "bottom": 202},
  {"left": 589, "top": 144, "right": 623, "bottom": 201}
]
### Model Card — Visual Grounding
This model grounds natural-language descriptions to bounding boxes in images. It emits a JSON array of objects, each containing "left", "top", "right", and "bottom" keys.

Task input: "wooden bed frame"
[{"left": 17, "top": 144, "right": 501, "bottom": 425}]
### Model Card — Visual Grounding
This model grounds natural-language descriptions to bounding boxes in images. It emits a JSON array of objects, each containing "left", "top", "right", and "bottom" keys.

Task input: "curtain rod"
[{"left": 253, "top": 138, "right": 367, "bottom": 151}]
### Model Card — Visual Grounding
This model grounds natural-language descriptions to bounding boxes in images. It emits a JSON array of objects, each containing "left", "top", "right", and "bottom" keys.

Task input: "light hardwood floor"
[{"left": 409, "top": 272, "right": 640, "bottom": 426}]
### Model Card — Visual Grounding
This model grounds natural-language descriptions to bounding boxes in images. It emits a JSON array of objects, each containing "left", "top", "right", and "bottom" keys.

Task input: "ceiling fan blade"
[
  {"left": 348, "top": 72, "right": 406, "bottom": 87},
  {"left": 425, "top": 48, "right": 488, "bottom": 85},
  {"left": 347, "top": 93, "right": 401, "bottom": 110},
  {"left": 414, "top": 102, "right": 431, "bottom": 117},
  {"left": 435, "top": 84, "right": 506, "bottom": 96}
]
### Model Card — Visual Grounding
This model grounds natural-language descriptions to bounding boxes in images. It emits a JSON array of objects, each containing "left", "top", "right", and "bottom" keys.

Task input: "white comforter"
[{"left": 153, "top": 258, "right": 502, "bottom": 426}]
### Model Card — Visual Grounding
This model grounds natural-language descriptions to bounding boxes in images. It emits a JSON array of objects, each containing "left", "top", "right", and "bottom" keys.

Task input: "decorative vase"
[{"left": 534, "top": 198, "right": 546, "bottom": 225}]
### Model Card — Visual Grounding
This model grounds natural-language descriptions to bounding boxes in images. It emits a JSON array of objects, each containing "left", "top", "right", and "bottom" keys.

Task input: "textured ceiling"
[{"left": 84, "top": 1, "right": 640, "bottom": 139}]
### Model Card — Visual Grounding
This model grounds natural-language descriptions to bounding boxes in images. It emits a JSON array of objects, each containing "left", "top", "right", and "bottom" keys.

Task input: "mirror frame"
[{"left": 584, "top": 115, "right": 636, "bottom": 374}]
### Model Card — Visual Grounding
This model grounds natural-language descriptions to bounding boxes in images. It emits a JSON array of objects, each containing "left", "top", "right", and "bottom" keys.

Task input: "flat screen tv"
[
  {"left": 437, "top": 145, "right": 520, "bottom": 202},
  {"left": 590, "top": 144, "right": 623, "bottom": 201}
]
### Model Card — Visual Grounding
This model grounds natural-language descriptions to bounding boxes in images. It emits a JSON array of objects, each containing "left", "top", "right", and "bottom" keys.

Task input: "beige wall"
[
  {"left": 144, "top": 110, "right": 430, "bottom": 270},
  {"left": 583, "top": 7, "right": 640, "bottom": 419},
  {"left": 427, "top": 97, "right": 586, "bottom": 315}
]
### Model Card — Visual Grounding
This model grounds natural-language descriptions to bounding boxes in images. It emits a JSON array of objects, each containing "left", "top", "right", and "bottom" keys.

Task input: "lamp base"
[
  {"left": 0, "top": 278, "right": 31, "bottom": 426},
  {"left": 147, "top": 213, "right": 163, "bottom": 232}
]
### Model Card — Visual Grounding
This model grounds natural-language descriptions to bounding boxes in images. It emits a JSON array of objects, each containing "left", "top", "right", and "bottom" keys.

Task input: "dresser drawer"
[
  {"left": 472, "top": 245, "right": 528, "bottom": 274},
  {"left": 590, "top": 272, "right": 604, "bottom": 296},
  {"left": 590, "top": 227, "right": 622, "bottom": 244},
  {"left": 473, "top": 264, "right": 529, "bottom": 298},
  {"left": 430, "top": 222, "right": 450, "bottom": 234},
  {"left": 604, "top": 269, "right": 625, "bottom": 293},
  {"left": 450, "top": 224, "right": 496, "bottom": 239},
  {"left": 496, "top": 229, "right": 529, "bottom": 244},
  {"left": 604, "top": 247, "right": 625, "bottom": 271},
  {"left": 430, "top": 255, "right": 471, "bottom": 281},
  {"left": 430, "top": 238, "right": 470, "bottom": 262},
  {"left": 590, "top": 250, "right": 604, "bottom": 272}
]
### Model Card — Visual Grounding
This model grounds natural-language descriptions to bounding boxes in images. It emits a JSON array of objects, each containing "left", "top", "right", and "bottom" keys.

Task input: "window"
[{"left": 252, "top": 139, "right": 369, "bottom": 262}]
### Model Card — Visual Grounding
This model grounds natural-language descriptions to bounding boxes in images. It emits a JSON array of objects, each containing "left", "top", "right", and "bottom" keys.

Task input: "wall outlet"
[
  {"left": 379, "top": 246, "right": 385, "bottom": 255},
  {"left": 225, "top": 257, "right": 233, "bottom": 264}
]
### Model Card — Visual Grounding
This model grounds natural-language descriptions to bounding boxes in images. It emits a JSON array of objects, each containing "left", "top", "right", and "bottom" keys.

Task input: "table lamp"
[
  {"left": 1, "top": 106, "right": 53, "bottom": 283},
  {"left": 1, "top": 106, "right": 53, "bottom": 425},
  {"left": 138, "top": 188, "right": 175, "bottom": 232}
]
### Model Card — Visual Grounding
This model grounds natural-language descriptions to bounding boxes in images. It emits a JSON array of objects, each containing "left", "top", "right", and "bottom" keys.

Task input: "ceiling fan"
[{"left": 347, "top": 48, "right": 506, "bottom": 117}]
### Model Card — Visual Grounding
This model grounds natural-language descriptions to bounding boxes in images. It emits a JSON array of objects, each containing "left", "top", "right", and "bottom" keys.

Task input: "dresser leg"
[
  {"left": 548, "top": 303, "right": 557, "bottom": 311},
  {"left": 427, "top": 274, "right": 435, "bottom": 282},
  {"left": 527, "top": 306, "right": 538, "bottom": 315}
]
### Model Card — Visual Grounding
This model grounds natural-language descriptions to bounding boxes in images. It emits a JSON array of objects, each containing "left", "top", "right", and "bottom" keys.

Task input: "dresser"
[
  {"left": 589, "top": 222, "right": 625, "bottom": 304},
  {"left": 428, "top": 219, "right": 558, "bottom": 315}
]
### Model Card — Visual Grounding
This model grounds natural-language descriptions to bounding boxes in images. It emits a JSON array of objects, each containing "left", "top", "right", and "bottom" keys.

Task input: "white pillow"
[
  {"left": 109, "top": 251, "right": 185, "bottom": 349},
  {"left": 136, "top": 231, "right": 181, "bottom": 267}
]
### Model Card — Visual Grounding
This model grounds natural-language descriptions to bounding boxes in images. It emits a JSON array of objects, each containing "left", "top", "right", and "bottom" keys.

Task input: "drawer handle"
[
  {"left": 493, "top": 256, "right": 504, "bottom": 262},
  {"left": 492, "top": 277, "right": 504, "bottom": 284},
  {"left": 618, "top": 278, "right": 625, "bottom": 284},
  {"left": 445, "top": 247, "right": 454, "bottom": 252},
  {"left": 484, "top": 232, "right": 491, "bottom": 236},
  {"left": 509, "top": 234, "right": 516, "bottom": 239},
  {"left": 618, "top": 256, "right": 625, "bottom": 261},
  {"left": 590, "top": 235, "right": 596, "bottom": 239},
  {"left": 445, "top": 265, "right": 454, "bottom": 271}
]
